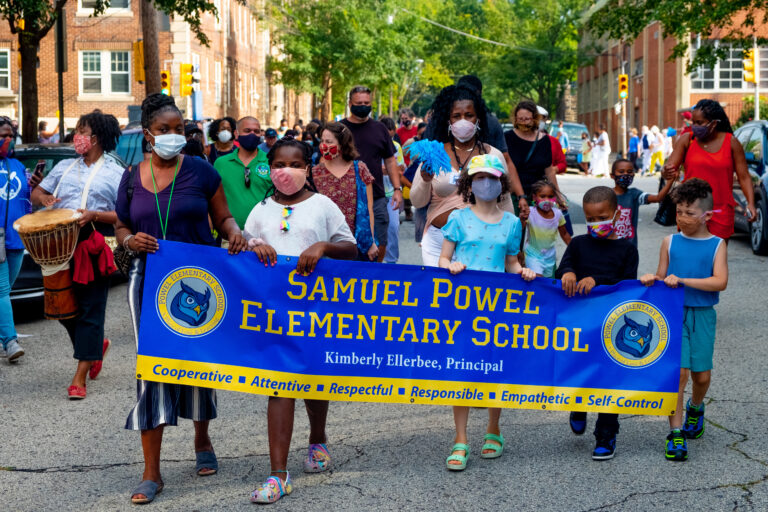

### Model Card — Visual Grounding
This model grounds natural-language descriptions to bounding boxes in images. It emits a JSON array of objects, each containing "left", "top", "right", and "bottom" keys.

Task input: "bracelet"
[
  {"left": 393, "top": 187, "right": 402, "bottom": 191},
  {"left": 123, "top": 234, "right": 135, "bottom": 251}
]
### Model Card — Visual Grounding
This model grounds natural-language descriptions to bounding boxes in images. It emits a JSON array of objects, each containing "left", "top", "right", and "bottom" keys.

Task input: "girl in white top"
[
  {"left": 410, "top": 85, "right": 523, "bottom": 266},
  {"left": 242, "top": 137, "right": 357, "bottom": 505}
]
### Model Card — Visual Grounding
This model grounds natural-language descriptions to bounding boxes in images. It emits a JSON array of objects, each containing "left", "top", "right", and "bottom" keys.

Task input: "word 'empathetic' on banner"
[{"left": 137, "top": 241, "right": 685, "bottom": 415}]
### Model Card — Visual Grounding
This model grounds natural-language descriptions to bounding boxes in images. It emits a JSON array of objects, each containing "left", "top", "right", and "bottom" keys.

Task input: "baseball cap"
[
  {"left": 536, "top": 105, "right": 548, "bottom": 117},
  {"left": 265, "top": 128, "right": 278, "bottom": 138},
  {"left": 467, "top": 154, "right": 507, "bottom": 177}
]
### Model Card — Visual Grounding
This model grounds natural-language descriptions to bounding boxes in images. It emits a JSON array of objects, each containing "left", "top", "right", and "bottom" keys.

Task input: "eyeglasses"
[
  {"left": 280, "top": 206, "right": 293, "bottom": 232},
  {"left": 244, "top": 167, "right": 251, "bottom": 188}
]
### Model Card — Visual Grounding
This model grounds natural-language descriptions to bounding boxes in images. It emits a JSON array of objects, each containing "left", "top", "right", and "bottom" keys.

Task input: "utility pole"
[{"left": 55, "top": 12, "right": 67, "bottom": 141}]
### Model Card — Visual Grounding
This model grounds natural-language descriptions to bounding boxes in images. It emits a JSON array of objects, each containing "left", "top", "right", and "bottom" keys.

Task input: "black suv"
[{"left": 10, "top": 144, "right": 128, "bottom": 305}]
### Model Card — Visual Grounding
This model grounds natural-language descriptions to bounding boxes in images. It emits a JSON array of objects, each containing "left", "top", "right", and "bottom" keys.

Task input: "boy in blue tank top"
[{"left": 641, "top": 178, "right": 728, "bottom": 462}]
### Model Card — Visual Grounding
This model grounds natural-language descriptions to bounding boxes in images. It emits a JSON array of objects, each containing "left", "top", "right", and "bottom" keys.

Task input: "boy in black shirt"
[{"left": 556, "top": 186, "right": 639, "bottom": 460}]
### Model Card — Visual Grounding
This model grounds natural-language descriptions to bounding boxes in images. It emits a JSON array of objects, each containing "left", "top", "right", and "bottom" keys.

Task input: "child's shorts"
[{"left": 680, "top": 306, "right": 716, "bottom": 372}]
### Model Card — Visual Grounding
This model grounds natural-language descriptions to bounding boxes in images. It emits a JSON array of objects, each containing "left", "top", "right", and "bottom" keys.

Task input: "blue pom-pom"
[{"left": 406, "top": 139, "right": 451, "bottom": 175}]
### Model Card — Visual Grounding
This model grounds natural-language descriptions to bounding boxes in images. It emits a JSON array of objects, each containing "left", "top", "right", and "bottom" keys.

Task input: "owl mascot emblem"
[
  {"left": 170, "top": 280, "right": 211, "bottom": 327},
  {"left": 615, "top": 315, "right": 654, "bottom": 358}
]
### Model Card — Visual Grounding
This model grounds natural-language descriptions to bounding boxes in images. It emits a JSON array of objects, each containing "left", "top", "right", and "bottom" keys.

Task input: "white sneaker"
[{"left": 5, "top": 340, "right": 24, "bottom": 362}]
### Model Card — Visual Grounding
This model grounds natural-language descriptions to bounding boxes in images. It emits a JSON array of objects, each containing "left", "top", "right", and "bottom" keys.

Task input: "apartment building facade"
[
  {"left": 577, "top": 20, "right": 768, "bottom": 153},
  {"left": 0, "top": 0, "right": 312, "bottom": 130}
]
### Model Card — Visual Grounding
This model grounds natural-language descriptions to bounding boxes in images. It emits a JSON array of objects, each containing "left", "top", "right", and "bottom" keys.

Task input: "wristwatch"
[{"left": 393, "top": 187, "right": 402, "bottom": 191}]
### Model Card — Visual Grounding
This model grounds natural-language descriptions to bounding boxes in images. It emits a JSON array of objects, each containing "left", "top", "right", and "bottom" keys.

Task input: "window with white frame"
[
  {"left": 80, "top": 50, "right": 131, "bottom": 95},
  {"left": 690, "top": 38, "right": 759, "bottom": 91},
  {"left": 80, "top": 0, "right": 129, "bottom": 11},
  {"left": 215, "top": 61, "right": 222, "bottom": 105},
  {"left": 214, "top": 0, "right": 221, "bottom": 30},
  {"left": 0, "top": 49, "right": 10, "bottom": 90}
]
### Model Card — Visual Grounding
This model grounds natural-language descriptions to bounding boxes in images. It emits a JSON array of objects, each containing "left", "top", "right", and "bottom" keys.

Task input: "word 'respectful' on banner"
[{"left": 137, "top": 241, "right": 685, "bottom": 415}]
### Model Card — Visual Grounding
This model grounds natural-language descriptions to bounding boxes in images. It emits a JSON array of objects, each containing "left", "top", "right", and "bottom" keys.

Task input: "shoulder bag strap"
[
  {"left": 78, "top": 155, "right": 106, "bottom": 210},
  {"left": 52, "top": 157, "right": 81, "bottom": 198},
  {"left": 523, "top": 134, "right": 540, "bottom": 165},
  {"left": 3, "top": 159, "right": 10, "bottom": 230}
]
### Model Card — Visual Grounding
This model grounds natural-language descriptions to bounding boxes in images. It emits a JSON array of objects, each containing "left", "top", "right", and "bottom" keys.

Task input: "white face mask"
[
  {"left": 449, "top": 119, "right": 479, "bottom": 143},
  {"left": 218, "top": 130, "right": 233, "bottom": 143},
  {"left": 147, "top": 131, "right": 186, "bottom": 160}
]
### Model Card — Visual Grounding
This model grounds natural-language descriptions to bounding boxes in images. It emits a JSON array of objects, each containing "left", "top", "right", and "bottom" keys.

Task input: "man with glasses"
[{"left": 214, "top": 116, "right": 271, "bottom": 229}]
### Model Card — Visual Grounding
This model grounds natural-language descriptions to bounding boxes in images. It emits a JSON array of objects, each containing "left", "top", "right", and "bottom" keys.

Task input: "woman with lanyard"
[
  {"left": 30, "top": 110, "right": 123, "bottom": 398},
  {"left": 310, "top": 122, "right": 378, "bottom": 260},
  {"left": 206, "top": 116, "right": 237, "bottom": 165},
  {"left": 0, "top": 116, "right": 30, "bottom": 364},
  {"left": 504, "top": 101, "right": 560, "bottom": 205},
  {"left": 410, "top": 85, "right": 522, "bottom": 266},
  {"left": 115, "top": 94, "right": 246, "bottom": 505},
  {"left": 663, "top": 100, "right": 757, "bottom": 238}
]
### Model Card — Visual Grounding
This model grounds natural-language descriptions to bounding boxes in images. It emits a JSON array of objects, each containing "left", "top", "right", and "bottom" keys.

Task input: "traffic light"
[
  {"left": 179, "top": 63, "right": 194, "bottom": 97},
  {"left": 744, "top": 49, "right": 759, "bottom": 84},
  {"left": 160, "top": 70, "right": 171, "bottom": 95},
  {"left": 618, "top": 74, "right": 629, "bottom": 100}
]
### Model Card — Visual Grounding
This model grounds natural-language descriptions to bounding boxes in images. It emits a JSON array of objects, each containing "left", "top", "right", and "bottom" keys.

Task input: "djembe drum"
[{"left": 13, "top": 209, "right": 81, "bottom": 319}]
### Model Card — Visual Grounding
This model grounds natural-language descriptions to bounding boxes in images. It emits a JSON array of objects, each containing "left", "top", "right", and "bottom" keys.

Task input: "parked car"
[
  {"left": 10, "top": 144, "right": 128, "bottom": 306},
  {"left": 733, "top": 121, "right": 768, "bottom": 255},
  {"left": 548, "top": 121, "right": 590, "bottom": 168}
]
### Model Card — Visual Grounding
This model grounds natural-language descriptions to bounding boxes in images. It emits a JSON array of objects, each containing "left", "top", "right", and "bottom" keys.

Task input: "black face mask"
[
  {"left": 238, "top": 133, "right": 262, "bottom": 151},
  {"left": 183, "top": 139, "right": 204, "bottom": 158},
  {"left": 350, "top": 105, "right": 372, "bottom": 118},
  {"left": 401, "top": 119, "right": 411, "bottom": 127}
]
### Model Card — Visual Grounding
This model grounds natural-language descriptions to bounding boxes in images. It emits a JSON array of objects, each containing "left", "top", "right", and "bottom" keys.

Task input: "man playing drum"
[{"left": 30, "top": 110, "right": 124, "bottom": 400}]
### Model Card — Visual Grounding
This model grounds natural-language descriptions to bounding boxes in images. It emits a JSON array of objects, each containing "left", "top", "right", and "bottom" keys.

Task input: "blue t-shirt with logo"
[{"left": 1, "top": 157, "right": 31, "bottom": 250}]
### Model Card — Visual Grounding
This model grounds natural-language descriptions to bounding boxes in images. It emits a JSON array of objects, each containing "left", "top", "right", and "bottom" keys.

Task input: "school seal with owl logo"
[
  {"left": 601, "top": 301, "right": 669, "bottom": 369},
  {"left": 156, "top": 267, "right": 227, "bottom": 337}
]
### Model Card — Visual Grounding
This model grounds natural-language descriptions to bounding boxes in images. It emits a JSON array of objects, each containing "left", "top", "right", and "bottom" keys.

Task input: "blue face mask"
[
  {"left": 146, "top": 131, "right": 186, "bottom": 160},
  {"left": 472, "top": 177, "right": 502, "bottom": 202}
]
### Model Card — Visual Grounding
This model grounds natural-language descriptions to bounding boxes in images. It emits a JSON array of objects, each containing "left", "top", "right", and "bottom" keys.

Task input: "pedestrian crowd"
[{"left": 0, "top": 74, "right": 758, "bottom": 504}]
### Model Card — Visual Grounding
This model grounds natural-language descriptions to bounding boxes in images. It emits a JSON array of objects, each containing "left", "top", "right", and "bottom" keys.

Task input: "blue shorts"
[{"left": 680, "top": 306, "right": 716, "bottom": 372}]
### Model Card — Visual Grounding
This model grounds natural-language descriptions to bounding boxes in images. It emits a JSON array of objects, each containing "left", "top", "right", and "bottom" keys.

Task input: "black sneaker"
[
  {"left": 592, "top": 435, "right": 616, "bottom": 460},
  {"left": 682, "top": 400, "right": 705, "bottom": 439},
  {"left": 569, "top": 412, "right": 587, "bottom": 435},
  {"left": 665, "top": 430, "right": 688, "bottom": 461}
]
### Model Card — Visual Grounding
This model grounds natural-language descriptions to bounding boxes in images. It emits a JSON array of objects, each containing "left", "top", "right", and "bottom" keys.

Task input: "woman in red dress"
[{"left": 664, "top": 99, "right": 756, "bottom": 238}]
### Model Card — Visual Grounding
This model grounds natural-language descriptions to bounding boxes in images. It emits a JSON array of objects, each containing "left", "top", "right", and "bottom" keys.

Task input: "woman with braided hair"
[
  {"left": 664, "top": 99, "right": 757, "bottom": 239},
  {"left": 30, "top": 109, "right": 124, "bottom": 398}
]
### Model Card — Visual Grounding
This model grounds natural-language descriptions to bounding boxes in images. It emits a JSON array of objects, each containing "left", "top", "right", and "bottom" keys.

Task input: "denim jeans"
[{"left": 0, "top": 249, "right": 25, "bottom": 349}]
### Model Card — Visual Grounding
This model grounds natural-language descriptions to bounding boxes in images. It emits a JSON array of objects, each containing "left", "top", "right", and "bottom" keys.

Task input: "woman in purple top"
[{"left": 115, "top": 94, "right": 246, "bottom": 505}]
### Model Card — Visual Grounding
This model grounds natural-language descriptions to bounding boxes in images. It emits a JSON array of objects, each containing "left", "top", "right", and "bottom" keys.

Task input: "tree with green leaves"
[
  {"left": 1, "top": 0, "right": 221, "bottom": 142},
  {"left": 585, "top": 0, "right": 768, "bottom": 70}
]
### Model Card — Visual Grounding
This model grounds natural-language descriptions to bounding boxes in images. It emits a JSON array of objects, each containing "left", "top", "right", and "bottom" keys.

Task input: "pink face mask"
[
  {"left": 73, "top": 134, "right": 93, "bottom": 155},
  {"left": 271, "top": 167, "right": 307, "bottom": 195}
]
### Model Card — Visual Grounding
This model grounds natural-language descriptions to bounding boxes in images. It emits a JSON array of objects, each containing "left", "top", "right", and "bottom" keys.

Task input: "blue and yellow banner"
[{"left": 137, "top": 241, "right": 684, "bottom": 415}]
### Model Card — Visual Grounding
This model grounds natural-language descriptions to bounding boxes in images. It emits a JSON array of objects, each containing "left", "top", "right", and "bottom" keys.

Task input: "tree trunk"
[
  {"left": 19, "top": 38, "right": 40, "bottom": 144},
  {"left": 141, "top": 0, "right": 161, "bottom": 95},
  {"left": 320, "top": 70, "right": 333, "bottom": 121}
]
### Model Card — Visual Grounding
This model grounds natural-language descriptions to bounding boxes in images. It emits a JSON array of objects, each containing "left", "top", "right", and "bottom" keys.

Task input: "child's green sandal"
[
  {"left": 445, "top": 443, "right": 470, "bottom": 471},
  {"left": 480, "top": 433, "right": 505, "bottom": 459}
]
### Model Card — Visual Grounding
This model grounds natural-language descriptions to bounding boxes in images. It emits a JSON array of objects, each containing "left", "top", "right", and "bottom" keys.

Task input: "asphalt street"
[{"left": 1, "top": 175, "right": 767, "bottom": 511}]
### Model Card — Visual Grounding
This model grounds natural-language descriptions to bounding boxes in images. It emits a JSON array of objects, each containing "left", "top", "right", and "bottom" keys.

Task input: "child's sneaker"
[
  {"left": 569, "top": 411, "right": 587, "bottom": 435},
  {"left": 303, "top": 443, "right": 331, "bottom": 473},
  {"left": 592, "top": 434, "right": 616, "bottom": 460},
  {"left": 682, "top": 399, "right": 705, "bottom": 439},
  {"left": 665, "top": 429, "right": 688, "bottom": 461}
]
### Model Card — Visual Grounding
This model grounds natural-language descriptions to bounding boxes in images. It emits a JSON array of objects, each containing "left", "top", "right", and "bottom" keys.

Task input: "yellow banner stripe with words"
[{"left": 137, "top": 355, "right": 678, "bottom": 415}]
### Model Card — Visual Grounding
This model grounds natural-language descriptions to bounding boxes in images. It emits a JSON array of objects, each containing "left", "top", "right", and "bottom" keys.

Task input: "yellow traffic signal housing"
[
  {"left": 744, "top": 49, "right": 758, "bottom": 84},
  {"left": 179, "top": 63, "right": 194, "bottom": 97},
  {"left": 618, "top": 74, "right": 629, "bottom": 99},
  {"left": 160, "top": 70, "right": 171, "bottom": 95}
]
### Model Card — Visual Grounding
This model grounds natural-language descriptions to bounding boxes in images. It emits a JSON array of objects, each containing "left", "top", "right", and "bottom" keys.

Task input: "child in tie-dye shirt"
[{"left": 524, "top": 179, "right": 571, "bottom": 277}]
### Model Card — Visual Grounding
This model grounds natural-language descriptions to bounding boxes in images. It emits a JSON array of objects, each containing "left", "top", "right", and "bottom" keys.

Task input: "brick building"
[
  {"left": 0, "top": 0, "right": 312, "bottom": 131},
  {"left": 577, "top": 20, "right": 768, "bottom": 154}
]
